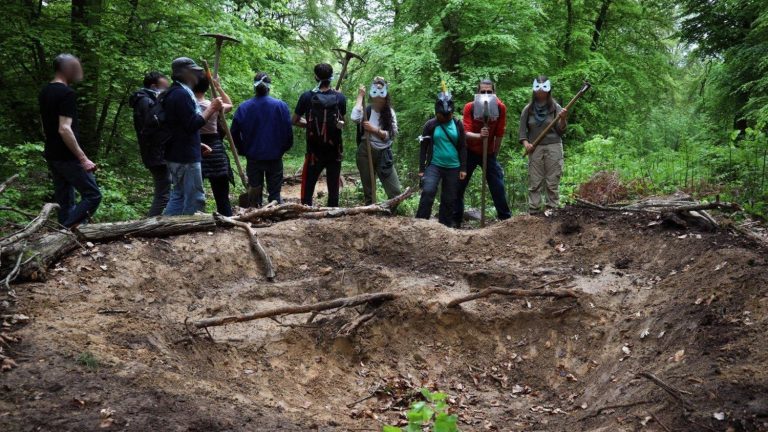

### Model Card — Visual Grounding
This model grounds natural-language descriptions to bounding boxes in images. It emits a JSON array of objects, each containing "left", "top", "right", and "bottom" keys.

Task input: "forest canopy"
[{"left": 1, "top": 0, "right": 767, "bottom": 221}]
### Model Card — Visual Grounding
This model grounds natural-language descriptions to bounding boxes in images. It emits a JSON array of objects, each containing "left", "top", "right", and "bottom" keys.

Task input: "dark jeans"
[
  {"left": 207, "top": 176, "right": 232, "bottom": 216},
  {"left": 301, "top": 154, "right": 341, "bottom": 207},
  {"left": 47, "top": 159, "right": 102, "bottom": 228},
  {"left": 454, "top": 152, "right": 512, "bottom": 226},
  {"left": 247, "top": 159, "right": 284, "bottom": 206},
  {"left": 147, "top": 165, "right": 171, "bottom": 217},
  {"left": 416, "top": 164, "right": 459, "bottom": 227}
]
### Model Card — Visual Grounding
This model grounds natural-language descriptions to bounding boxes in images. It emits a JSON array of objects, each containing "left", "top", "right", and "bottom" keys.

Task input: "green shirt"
[{"left": 431, "top": 120, "right": 460, "bottom": 169}]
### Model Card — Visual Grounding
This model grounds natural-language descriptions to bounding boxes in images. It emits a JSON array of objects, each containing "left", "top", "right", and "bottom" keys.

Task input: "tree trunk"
[
  {"left": 440, "top": 13, "right": 462, "bottom": 73},
  {"left": 590, "top": 0, "right": 612, "bottom": 51},
  {"left": 564, "top": 0, "right": 575, "bottom": 60},
  {"left": 71, "top": 0, "right": 104, "bottom": 157}
]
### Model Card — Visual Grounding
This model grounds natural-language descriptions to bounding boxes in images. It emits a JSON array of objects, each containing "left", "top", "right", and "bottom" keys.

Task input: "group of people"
[{"left": 38, "top": 54, "right": 568, "bottom": 229}]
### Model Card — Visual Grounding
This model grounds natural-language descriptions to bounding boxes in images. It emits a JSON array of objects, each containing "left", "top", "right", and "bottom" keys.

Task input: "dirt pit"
[{"left": 1, "top": 208, "right": 767, "bottom": 431}]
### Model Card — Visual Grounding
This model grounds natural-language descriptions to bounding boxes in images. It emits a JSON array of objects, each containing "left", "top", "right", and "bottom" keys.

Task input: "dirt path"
[{"left": 1, "top": 208, "right": 766, "bottom": 431}]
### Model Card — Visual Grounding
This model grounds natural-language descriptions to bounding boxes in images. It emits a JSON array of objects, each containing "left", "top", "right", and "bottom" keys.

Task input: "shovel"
[{"left": 480, "top": 100, "right": 489, "bottom": 227}]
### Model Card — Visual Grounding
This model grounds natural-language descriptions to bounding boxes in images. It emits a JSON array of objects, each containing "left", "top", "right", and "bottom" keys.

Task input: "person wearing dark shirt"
[
  {"left": 161, "top": 57, "right": 222, "bottom": 216},
  {"left": 292, "top": 63, "right": 347, "bottom": 207},
  {"left": 128, "top": 71, "right": 170, "bottom": 217},
  {"left": 38, "top": 53, "right": 102, "bottom": 228},
  {"left": 416, "top": 88, "right": 467, "bottom": 227},
  {"left": 231, "top": 73, "right": 294, "bottom": 207}
]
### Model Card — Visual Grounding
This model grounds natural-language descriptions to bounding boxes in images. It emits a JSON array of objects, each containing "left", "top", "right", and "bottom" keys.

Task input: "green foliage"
[
  {"left": 0, "top": 0, "right": 766, "bottom": 221},
  {"left": 383, "top": 388, "right": 459, "bottom": 432},
  {"left": 76, "top": 351, "right": 99, "bottom": 370}
]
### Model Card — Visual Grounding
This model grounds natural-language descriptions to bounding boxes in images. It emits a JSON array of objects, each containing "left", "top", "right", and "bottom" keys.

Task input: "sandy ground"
[{"left": 1, "top": 208, "right": 767, "bottom": 431}]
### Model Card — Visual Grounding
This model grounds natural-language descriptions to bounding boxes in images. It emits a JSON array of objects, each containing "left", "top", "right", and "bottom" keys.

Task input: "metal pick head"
[
  {"left": 331, "top": 48, "right": 365, "bottom": 63},
  {"left": 200, "top": 33, "right": 241, "bottom": 44}
]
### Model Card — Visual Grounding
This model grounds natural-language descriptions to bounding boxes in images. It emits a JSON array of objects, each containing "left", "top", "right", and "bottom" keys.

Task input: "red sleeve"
[
  {"left": 462, "top": 102, "right": 474, "bottom": 133},
  {"left": 495, "top": 101, "right": 507, "bottom": 137}
]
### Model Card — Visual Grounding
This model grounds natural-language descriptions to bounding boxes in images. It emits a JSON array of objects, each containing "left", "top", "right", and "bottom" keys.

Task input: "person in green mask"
[{"left": 416, "top": 87, "right": 467, "bottom": 227}]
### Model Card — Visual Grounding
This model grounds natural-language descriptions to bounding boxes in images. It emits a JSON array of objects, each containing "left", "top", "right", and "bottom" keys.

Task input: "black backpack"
[
  {"left": 308, "top": 90, "right": 341, "bottom": 145},
  {"left": 140, "top": 93, "right": 172, "bottom": 152}
]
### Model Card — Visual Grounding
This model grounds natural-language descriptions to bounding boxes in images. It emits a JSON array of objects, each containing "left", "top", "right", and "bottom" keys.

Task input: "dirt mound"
[{"left": 1, "top": 209, "right": 767, "bottom": 431}]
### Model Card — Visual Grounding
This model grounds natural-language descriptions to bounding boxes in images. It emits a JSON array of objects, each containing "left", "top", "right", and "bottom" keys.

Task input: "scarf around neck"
[{"left": 533, "top": 101, "right": 550, "bottom": 127}]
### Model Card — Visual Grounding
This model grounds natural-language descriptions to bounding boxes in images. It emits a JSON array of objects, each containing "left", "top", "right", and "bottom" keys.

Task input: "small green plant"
[
  {"left": 383, "top": 388, "right": 459, "bottom": 432},
  {"left": 76, "top": 351, "right": 99, "bottom": 370}
]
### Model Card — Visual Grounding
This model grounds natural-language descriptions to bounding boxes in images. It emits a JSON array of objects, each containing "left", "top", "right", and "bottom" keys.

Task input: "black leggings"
[{"left": 207, "top": 176, "right": 232, "bottom": 216}]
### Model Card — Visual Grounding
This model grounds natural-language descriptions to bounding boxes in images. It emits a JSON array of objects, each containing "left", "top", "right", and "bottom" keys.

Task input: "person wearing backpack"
[
  {"left": 453, "top": 79, "right": 511, "bottom": 226},
  {"left": 161, "top": 57, "right": 223, "bottom": 216},
  {"left": 129, "top": 71, "right": 170, "bottom": 217},
  {"left": 416, "top": 88, "right": 467, "bottom": 227},
  {"left": 351, "top": 76, "right": 402, "bottom": 205},
  {"left": 230, "top": 72, "right": 294, "bottom": 207},
  {"left": 193, "top": 75, "right": 234, "bottom": 216},
  {"left": 292, "top": 63, "right": 347, "bottom": 207}
]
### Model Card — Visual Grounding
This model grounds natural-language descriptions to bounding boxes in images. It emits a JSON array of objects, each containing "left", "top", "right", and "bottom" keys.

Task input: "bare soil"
[{"left": 1, "top": 208, "right": 767, "bottom": 431}]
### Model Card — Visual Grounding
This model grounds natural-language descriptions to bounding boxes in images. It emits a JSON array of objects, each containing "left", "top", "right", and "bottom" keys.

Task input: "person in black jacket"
[
  {"left": 416, "top": 89, "right": 467, "bottom": 227},
  {"left": 162, "top": 57, "right": 222, "bottom": 216},
  {"left": 129, "top": 71, "right": 170, "bottom": 217}
]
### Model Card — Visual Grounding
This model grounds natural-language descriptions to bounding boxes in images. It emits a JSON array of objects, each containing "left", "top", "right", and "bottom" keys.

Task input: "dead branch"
[
  {"left": 636, "top": 372, "right": 693, "bottom": 410},
  {"left": 578, "top": 399, "right": 658, "bottom": 421},
  {"left": 337, "top": 312, "right": 375, "bottom": 337},
  {"left": 446, "top": 286, "right": 580, "bottom": 308},
  {"left": 237, "top": 188, "right": 415, "bottom": 223},
  {"left": 192, "top": 292, "right": 398, "bottom": 329},
  {"left": 215, "top": 214, "right": 275, "bottom": 281},
  {"left": 0, "top": 174, "right": 19, "bottom": 195},
  {"left": 577, "top": 197, "right": 740, "bottom": 215},
  {"left": 0, "top": 203, "right": 59, "bottom": 250}
]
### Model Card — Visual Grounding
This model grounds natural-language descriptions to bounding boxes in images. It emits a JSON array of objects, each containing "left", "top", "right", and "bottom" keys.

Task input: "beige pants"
[{"left": 528, "top": 143, "right": 563, "bottom": 211}]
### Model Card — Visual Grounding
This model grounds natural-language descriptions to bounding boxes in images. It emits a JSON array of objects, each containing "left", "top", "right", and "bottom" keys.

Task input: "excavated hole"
[{"left": 3, "top": 210, "right": 767, "bottom": 431}]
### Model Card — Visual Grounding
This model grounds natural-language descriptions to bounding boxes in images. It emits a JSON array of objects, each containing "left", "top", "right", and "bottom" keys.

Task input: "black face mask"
[{"left": 435, "top": 91, "right": 454, "bottom": 115}]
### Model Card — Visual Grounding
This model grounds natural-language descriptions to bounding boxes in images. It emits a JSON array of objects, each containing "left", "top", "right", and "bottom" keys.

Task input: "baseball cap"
[{"left": 171, "top": 57, "right": 203, "bottom": 74}]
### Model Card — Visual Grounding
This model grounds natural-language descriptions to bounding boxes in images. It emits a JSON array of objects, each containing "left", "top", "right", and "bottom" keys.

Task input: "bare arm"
[
  {"left": 58, "top": 116, "right": 95, "bottom": 171},
  {"left": 212, "top": 80, "right": 234, "bottom": 113},
  {"left": 292, "top": 113, "right": 307, "bottom": 128}
]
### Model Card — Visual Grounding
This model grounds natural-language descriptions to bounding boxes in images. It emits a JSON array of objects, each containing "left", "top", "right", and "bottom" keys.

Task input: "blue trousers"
[
  {"left": 416, "top": 164, "right": 460, "bottom": 227},
  {"left": 163, "top": 162, "right": 206, "bottom": 216},
  {"left": 454, "top": 152, "right": 511, "bottom": 225},
  {"left": 47, "top": 159, "right": 102, "bottom": 228}
]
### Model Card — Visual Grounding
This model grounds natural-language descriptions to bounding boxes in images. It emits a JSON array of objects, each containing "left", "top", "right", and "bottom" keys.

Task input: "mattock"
[
  {"left": 200, "top": 33, "right": 241, "bottom": 79},
  {"left": 332, "top": 47, "right": 365, "bottom": 91}
]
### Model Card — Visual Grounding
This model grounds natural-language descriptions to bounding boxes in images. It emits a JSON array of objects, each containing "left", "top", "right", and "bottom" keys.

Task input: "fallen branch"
[
  {"left": 0, "top": 203, "right": 59, "bottom": 250},
  {"left": 215, "top": 214, "right": 275, "bottom": 281},
  {"left": 192, "top": 292, "right": 399, "bottom": 329},
  {"left": 337, "top": 312, "right": 375, "bottom": 337},
  {"left": 636, "top": 372, "right": 693, "bottom": 410},
  {"left": 0, "top": 174, "right": 19, "bottom": 195},
  {"left": 578, "top": 399, "right": 658, "bottom": 421},
  {"left": 237, "top": 188, "right": 415, "bottom": 223},
  {"left": 447, "top": 286, "right": 579, "bottom": 308}
]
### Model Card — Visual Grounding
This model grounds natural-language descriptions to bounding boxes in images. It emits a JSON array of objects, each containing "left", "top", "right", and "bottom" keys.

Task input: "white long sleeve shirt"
[{"left": 351, "top": 105, "right": 398, "bottom": 150}]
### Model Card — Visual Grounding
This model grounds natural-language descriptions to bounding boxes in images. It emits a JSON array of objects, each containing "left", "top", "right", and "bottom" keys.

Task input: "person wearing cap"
[
  {"left": 453, "top": 79, "right": 511, "bottom": 226},
  {"left": 161, "top": 57, "right": 223, "bottom": 216},
  {"left": 351, "top": 76, "right": 402, "bottom": 205},
  {"left": 519, "top": 75, "right": 568, "bottom": 214},
  {"left": 38, "top": 53, "right": 102, "bottom": 228},
  {"left": 292, "top": 63, "right": 347, "bottom": 207},
  {"left": 416, "top": 87, "right": 467, "bottom": 227},
  {"left": 230, "top": 72, "right": 294, "bottom": 207}
]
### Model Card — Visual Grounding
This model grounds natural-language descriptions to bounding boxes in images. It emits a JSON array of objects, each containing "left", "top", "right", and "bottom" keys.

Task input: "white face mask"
[
  {"left": 369, "top": 83, "right": 387, "bottom": 98},
  {"left": 532, "top": 79, "right": 551, "bottom": 92}
]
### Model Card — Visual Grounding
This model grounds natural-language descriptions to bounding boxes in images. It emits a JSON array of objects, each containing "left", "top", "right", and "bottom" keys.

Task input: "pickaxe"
[
  {"left": 332, "top": 48, "right": 365, "bottom": 91},
  {"left": 202, "top": 59, "right": 248, "bottom": 189},
  {"left": 200, "top": 33, "right": 241, "bottom": 79}
]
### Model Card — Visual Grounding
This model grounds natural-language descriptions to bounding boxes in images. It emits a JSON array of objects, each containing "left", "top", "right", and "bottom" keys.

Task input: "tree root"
[
  {"left": 191, "top": 292, "right": 399, "bottom": 329},
  {"left": 215, "top": 214, "right": 275, "bottom": 281},
  {"left": 446, "top": 286, "right": 580, "bottom": 308}
]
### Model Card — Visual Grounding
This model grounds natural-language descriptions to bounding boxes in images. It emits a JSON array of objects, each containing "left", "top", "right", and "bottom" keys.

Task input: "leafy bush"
[{"left": 383, "top": 388, "right": 459, "bottom": 432}]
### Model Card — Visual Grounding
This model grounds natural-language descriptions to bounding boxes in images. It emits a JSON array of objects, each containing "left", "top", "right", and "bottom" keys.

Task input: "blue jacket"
[
  {"left": 163, "top": 82, "right": 205, "bottom": 163},
  {"left": 231, "top": 95, "right": 293, "bottom": 161}
]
